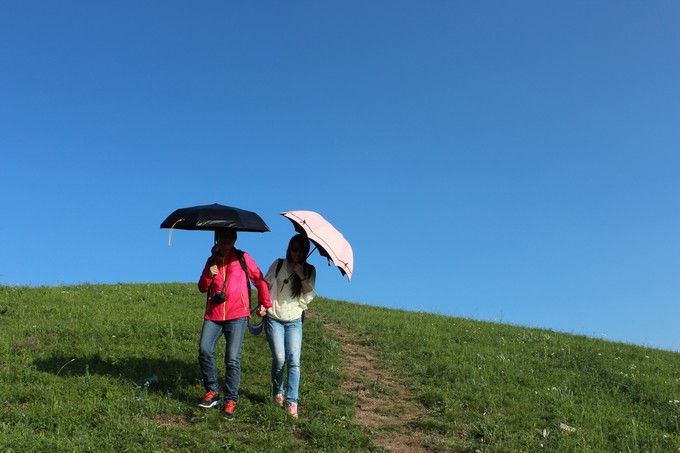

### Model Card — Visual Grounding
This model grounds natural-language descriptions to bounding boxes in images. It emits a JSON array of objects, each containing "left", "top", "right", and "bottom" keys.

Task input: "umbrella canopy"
[
  {"left": 160, "top": 203, "right": 270, "bottom": 232},
  {"left": 281, "top": 210, "right": 353, "bottom": 280}
]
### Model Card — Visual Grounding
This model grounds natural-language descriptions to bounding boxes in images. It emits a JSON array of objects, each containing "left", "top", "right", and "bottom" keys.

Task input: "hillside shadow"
[
  {"left": 34, "top": 353, "right": 195, "bottom": 401},
  {"left": 33, "top": 353, "right": 262, "bottom": 405}
]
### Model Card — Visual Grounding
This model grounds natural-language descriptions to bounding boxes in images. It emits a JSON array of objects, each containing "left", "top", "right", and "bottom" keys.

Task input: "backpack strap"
[
  {"left": 234, "top": 249, "right": 252, "bottom": 305},
  {"left": 234, "top": 249, "right": 247, "bottom": 273}
]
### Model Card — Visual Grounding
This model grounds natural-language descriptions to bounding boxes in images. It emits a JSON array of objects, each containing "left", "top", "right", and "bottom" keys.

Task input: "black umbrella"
[
  {"left": 161, "top": 203, "right": 268, "bottom": 334},
  {"left": 160, "top": 203, "right": 270, "bottom": 232}
]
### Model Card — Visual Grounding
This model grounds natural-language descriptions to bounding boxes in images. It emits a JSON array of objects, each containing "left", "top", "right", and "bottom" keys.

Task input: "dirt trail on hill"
[{"left": 310, "top": 313, "right": 430, "bottom": 453}]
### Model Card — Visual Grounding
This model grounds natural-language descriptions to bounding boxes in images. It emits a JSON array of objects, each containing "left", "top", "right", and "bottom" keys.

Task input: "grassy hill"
[{"left": 1, "top": 284, "right": 678, "bottom": 451}]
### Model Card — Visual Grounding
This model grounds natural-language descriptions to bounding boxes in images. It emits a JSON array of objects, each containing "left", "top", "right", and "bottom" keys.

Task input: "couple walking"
[{"left": 196, "top": 229, "right": 315, "bottom": 420}]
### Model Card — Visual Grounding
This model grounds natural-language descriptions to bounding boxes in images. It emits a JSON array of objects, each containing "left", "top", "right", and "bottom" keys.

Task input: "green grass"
[
  {"left": 0, "top": 284, "right": 372, "bottom": 452},
  {"left": 313, "top": 299, "right": 680, "bottom": 451},
  {"left": 1, "top": 284, "right": 678, "bottom": 451}
]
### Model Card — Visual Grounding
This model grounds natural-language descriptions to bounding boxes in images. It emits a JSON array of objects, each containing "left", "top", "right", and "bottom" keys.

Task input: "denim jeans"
[
  {"left": 265, "top": 316, "right": 302, "bottom": 403},
  {"left": 198, "top": 317, "right": 247, "bottom": 401}
]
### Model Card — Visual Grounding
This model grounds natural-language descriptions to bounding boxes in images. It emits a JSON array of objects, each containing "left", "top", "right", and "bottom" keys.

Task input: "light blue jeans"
[
  {"left": 265, "top": 316, "right": 302, "bottom": 403},
  {"left": 198, "top": 317, "right": 247, "bottom": 401}
]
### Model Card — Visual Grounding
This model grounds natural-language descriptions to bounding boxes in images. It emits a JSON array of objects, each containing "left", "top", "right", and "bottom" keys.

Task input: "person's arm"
[
  {"left": 292, "top": 263, "right": 315, "bottom": 294},
  {"left": 199, "top": 244, "right": 225, "bottom": 293},
  {"left": 244, "top": 252, "right": 272, "bottom": 309},
  {"left": 300, "top": 274, "right": 314, "bottom": 294},
  {"left": 296, "top": 265, "right": 316, "bottom": 309},
  {"left": 198, "top": 256, "right": 221, "bottom": 293}
]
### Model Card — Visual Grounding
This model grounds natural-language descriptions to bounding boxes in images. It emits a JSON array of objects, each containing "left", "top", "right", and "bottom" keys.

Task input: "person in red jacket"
[{"left": 197, "top": 228, "right": 271, "bottom": 419}]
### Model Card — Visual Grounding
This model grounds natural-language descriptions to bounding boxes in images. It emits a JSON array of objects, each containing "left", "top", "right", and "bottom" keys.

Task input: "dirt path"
[{"left": 310, "top": 313, "right": 430, "bottom": 453}]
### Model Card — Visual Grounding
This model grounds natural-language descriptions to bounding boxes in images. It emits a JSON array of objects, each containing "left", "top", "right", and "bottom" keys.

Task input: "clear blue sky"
[{"left": 2, "top": 1, "right": 679, "bottom": 351}]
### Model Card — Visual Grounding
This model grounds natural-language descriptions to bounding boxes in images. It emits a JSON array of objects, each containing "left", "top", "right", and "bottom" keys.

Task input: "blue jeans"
[
  {"left": 265, "top": 316, "right": 302, "bottom": 403},
  {"left": 198, "top": 317, "right": 247, "bottom": 401}
]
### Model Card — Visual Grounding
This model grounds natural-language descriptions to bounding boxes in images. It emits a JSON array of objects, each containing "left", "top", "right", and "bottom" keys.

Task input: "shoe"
[
  {"left": 198, "top": 390, "right": 220, "bottom": 408},
  {"left": 274, "top": 394, "right": 284, "bottom": 407},
  {"left": 223, "top": 400, "right": 237, "bottom": 420},
  {"left": 286, "top": 402, "right": 298, "bottom": 418}
]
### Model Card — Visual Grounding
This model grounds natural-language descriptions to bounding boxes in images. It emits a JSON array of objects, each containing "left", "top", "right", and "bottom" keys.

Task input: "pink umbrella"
[{"left": 281, "top": 210, "right": 354, "bottom": 280}]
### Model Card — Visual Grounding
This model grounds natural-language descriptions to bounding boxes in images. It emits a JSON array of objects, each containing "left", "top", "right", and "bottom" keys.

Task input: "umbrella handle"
[
  {"left": 305, "top": 244, "right": 332, "bottom": 268},
  {"left": 306, "top": 245, "right": 317, "bottom": 260}
]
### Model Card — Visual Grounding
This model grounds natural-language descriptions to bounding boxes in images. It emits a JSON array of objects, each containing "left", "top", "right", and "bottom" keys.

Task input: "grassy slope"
[
  {"left": 313, "top": 299, "right": 680, "bottom": 451},
  {"left": 0, "top": 284, "right": 678, "bottom": 451},
  {"left": 0, "top": 284, "right": 371, "bottom": 452}
]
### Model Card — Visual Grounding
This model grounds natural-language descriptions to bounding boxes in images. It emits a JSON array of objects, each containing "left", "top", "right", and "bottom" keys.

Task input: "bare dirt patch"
[
  {"left": 152, "top": 413, "right": 193, "bottom": 427},
  {"left": 310, "top": 313, "right": 430, "bottom": 453}
]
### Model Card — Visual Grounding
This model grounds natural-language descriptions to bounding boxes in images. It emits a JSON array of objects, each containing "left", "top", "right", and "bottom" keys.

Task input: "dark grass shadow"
[
  {"left": 34, "top": 353, "right": 198, "bottom": 402},
  {"left": 239, "top": 388, "right": 269, "bottom": 405},
  {"left": 33, "top": 353, "right": 269, "bottom": 406}
]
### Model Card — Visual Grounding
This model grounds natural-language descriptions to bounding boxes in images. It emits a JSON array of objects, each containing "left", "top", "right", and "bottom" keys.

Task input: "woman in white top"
[{"left": 262, "top": 234, "right": 316, "bottom": 418}]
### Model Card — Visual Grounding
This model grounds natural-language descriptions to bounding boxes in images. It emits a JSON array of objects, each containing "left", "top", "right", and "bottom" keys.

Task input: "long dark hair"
[{"left": 286, "top": 234, "right": 310, "bottom": 298}]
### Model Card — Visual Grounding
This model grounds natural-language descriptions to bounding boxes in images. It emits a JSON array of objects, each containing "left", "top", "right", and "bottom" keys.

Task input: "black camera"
[{"left": 211, "top": 292, "right": 226, "bottom": 304}]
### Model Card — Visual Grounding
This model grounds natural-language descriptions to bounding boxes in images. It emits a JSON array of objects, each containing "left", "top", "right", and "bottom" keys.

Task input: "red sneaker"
[
  {"left": 223, "top": 400, "right": 237, "bottom": 420},
  {"left": 198, "top": 390, "right": 220, "bottom": 408},
  {"left": 274, "top": 394, "right": 284, "bottom": 407}
]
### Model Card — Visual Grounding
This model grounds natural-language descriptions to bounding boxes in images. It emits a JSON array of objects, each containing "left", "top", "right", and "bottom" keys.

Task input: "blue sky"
[{"left": 2, "top": 1, "right": 679, "bottom": 351}]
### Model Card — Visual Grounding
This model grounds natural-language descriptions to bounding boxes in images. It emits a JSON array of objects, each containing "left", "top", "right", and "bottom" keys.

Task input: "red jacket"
[{"left": 198, "top": 248, "right": 272, "bottom": 321}]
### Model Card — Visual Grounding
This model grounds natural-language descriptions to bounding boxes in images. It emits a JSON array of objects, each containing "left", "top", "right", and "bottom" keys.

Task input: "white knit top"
[{"left": 264, "top": 259, "right": 316, "bottom": 321}]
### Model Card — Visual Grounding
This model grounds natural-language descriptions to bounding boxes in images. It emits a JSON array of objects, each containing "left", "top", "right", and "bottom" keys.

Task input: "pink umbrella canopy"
[{"left": 281, "top": 210, "right": 354, "bottom": 280}]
